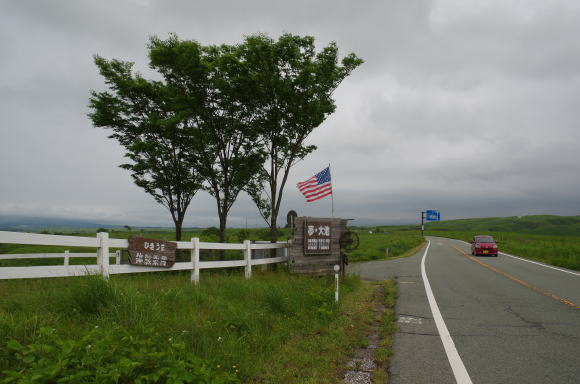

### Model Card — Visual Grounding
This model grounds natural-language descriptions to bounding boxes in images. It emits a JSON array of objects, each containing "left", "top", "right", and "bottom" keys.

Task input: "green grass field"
[
  {"left": 424, "top": 214, "right": 580, "bottom": 236},
  {"left": 0, "top": 271, "right": 386, "bottom": 383},
  {"left": 425, "top": 230, "right": 580, "bottom": 271},
  {"left": 0, "top": 224, "right": 417, "bottom": 382},
  {"left": 345, "top": 229, "right": 425, "bottom": 262}
]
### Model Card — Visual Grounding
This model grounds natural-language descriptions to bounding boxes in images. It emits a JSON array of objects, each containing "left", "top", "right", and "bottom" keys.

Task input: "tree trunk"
[
  {"left": 269, "top": 208, "right": 279, "bottom": 264},
  {"left": 173, "top": 215, "right": 185, "bottom": 261},
  {"left": 269, "top": 209, "right": 278, "bottom": 243},
  {"left": 218, "top": 210, "right": 227, "bottom": 260},
  {"left": 175, "top": 220, "right": 183, "bottom": 242}
]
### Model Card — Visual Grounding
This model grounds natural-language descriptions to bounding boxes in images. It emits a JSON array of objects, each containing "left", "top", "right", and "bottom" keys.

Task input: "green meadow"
[
  {"left": 0, "top": 226, "right": 412, "bottom": 383},
  {"left": 345, "top": 228, "right": 425, "bottom": 262},
  {"left": 0, "top": 271, "right": 389, "bottom": 383}
]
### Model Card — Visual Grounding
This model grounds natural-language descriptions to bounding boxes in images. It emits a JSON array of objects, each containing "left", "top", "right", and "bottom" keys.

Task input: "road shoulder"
[{"left": 350, "top": 246, "right": 455, "bottom": 384}]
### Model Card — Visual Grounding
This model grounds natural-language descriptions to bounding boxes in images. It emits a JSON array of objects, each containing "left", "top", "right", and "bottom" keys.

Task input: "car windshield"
[{"left": 475, "top": 236, "right": 494, "bottom": 243}]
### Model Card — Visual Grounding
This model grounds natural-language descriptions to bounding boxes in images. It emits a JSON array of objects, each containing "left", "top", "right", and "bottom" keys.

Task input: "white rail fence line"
[
  {"left": 0, "top": 231, "right": 288, "bottom": 283},
  {"left": 0, "top": 251, "right": 122, "bottom": 266}
]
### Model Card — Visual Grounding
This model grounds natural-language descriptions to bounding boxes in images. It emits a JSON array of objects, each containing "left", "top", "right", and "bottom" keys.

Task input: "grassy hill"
[{"left": 424, "top": 215, "right": 580, "bottom": 236}]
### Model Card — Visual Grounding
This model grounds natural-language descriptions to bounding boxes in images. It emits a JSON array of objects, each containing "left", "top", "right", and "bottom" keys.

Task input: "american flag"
[{"left": 297, "top": 167, "right": 333, "bottom": 202}]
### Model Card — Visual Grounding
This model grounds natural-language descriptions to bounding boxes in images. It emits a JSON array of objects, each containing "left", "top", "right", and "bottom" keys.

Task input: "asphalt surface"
[{"left": 349, "top": 236, "right": 580, "bottom": 384}]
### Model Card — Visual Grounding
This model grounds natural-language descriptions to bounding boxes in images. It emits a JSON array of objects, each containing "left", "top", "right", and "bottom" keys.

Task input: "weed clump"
[
  {"left": 54, "top": 275, "right": 117, "bottom": 315},
  {"left": 2, "top": 326, "right": 239, "bottom": 383}
]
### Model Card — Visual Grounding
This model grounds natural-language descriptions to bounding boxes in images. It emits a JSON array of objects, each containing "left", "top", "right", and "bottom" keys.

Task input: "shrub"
[{"left": 2, "top": 326, "right": 239, "bottom": 384}]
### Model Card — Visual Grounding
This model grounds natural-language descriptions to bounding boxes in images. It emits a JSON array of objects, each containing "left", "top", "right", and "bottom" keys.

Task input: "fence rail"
[{"left": 0, "top": 231, "right": 288, "bottom": 283}]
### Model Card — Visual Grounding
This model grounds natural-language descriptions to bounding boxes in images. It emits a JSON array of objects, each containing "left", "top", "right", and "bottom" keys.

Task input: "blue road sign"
[{"left": 426, "top": 210, "right": 440, "bottom": 221}]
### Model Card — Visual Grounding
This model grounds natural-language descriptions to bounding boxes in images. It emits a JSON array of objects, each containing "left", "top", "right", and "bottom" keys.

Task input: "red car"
[{"left": 470, "top": 235, "right": 499, "bottom": 256}]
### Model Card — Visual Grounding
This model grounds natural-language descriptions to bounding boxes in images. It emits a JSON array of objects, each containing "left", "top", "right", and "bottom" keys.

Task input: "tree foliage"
[
  {"left": 147, "top": 36, "right": 266, "bottom": 244},
  {"left": 88, "top": 53, "right": 204, "bottom": 241},
  {"left": 242, "top": 33, "right": 363, "bottom": 242},
  {"left": 88, "top": 33, "right": 361, "bottom": 245}
]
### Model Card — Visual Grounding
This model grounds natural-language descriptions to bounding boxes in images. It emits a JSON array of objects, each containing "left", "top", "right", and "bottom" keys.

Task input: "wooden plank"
[
  {"left": 252, "top": 256, "right": 288, "bottom": 266},
  {"left": 0, "top": 231, "right": 98, "bottom": 247},
  {"left": 250, "top": 243, "right": 288, "bottom": 250},
  {"left": 109, "top": 262, "right": 193, "bottom": 274},
  {"left": 176, "top": 241, "right": 193, "bottom": 249},
  {"left": 0, "top": 265, "right": 100, "bottom": 280},
  {"left": 199, "top": 260, "right": 246, "bottom": 269},
  {"left": 108, "top": 238, "right": 129, "bottom": 248},
  {"left": 0, "top": 253, "right": 116, "bottom": 260},
  {"left": 199, "top": 242, "right": 245, "bottom": 250}
]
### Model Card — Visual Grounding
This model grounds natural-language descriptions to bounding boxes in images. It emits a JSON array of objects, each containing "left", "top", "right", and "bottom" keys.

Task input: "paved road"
[{"left": 349, "top": 236, "right": 580, "bottom": 384}]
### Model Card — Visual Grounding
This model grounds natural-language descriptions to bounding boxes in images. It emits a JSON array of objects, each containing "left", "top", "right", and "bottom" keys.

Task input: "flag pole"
[{"left": 329, "top": 163, "right": 334, "bottom": 218}]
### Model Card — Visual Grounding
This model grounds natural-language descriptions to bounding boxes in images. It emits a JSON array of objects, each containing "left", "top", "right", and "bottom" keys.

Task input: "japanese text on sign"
[
  {"left": 304, "top": 221, "right": 332, "bottom": 255},
  {"left": 127, "top": 236, "right": 177, "bottom": 268}
]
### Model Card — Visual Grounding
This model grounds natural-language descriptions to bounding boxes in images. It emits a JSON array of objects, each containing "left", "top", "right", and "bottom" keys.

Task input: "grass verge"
[{"left": 0, "top": 271, "right": 377, "bottom": 383}]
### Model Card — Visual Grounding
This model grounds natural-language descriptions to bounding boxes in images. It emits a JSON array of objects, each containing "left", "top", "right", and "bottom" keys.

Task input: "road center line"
[
  {"left": 421, "top": 241, "right": 473, "bottom": 384},
  {"left": 448, "top": 243, "right": 580, "bottom": 310}
]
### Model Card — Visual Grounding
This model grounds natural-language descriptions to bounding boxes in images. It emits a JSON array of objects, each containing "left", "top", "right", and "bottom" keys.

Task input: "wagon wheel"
[{"left": 339, "top": 231, "right": 360, "bottom": 251}]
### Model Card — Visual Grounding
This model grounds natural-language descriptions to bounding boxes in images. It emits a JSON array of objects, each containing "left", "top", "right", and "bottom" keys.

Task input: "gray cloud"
[{"left": 1, "top": 0, "right": 580, "bottom": 228}]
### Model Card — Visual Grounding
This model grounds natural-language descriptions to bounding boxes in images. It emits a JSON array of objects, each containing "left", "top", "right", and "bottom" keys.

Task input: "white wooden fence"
[{"left": 0, "top": 231, "right": 288, "bottom": 283}]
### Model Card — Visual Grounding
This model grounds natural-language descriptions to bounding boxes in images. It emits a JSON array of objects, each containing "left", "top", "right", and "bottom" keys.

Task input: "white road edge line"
[
  {"left": 454, "top": 239, "right": 580, "bottom": 277},
  {"left": 421, "top": 240, "right": 473, "bottom": 384}
]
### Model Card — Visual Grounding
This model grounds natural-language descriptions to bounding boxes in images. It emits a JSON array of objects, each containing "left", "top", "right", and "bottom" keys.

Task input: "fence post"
[
  {"left": 244, "top": 240, "right": 252, "bottom": 279},
  {"left": 191, "top": 237, "right": 200, "bottom": 284},
  {"left": 97, "top": 232, "right": 110, "bottom": 278},
  {"left": 64, "top": 250, "right": 70, "bottom": 266},
  {"left": 116, "top": 250, "right": 121, "bottom": 265}
]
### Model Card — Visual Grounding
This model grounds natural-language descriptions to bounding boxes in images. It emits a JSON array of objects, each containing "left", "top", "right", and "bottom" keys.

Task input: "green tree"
[
  {"left": 88, "top": 54, "right": 204, "bottom": 242},
  {"left": 147, "top": 35, "right": 266, "bottom": 244},
  {"left": 242, "top": 33, "right": 363, "bottom": 243}
]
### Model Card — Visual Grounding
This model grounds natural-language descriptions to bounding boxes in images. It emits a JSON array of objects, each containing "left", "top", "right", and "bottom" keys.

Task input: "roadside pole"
[
  {"left": 421, "top": 211, "right": 425, "bottom": 238},
  {"left": 334, "top": 264, "right": 340, "bottom": 303}
]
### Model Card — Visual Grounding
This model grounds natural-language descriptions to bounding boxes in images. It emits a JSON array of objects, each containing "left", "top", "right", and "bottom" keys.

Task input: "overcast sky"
[{"left": 1, "top": 0, "right": 580, "bottom": 228}]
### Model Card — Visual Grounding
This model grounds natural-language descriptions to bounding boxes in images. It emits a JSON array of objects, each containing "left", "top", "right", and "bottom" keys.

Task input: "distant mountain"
[
  {"left": 425, "top": 215, "right": 580, "bottom": 236},
  {"left": 0, "top": 215, "right": 123, "bottom": 231}
]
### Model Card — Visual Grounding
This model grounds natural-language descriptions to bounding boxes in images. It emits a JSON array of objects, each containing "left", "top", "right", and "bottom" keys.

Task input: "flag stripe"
[
  {"left": 306, "top": 190, "right": 333, "bottom": 202},
  {"left": 297, "top": 178, "right": 317, "bottom": 189},
  {"left": 296, "top": 167, "right": 333, "bottom": 203},
  {"left": 302, "top": 184, "right": 332, "bottom": 198},
  {"left": 300, "top": 183, "right": 330, "bottom": 194}
]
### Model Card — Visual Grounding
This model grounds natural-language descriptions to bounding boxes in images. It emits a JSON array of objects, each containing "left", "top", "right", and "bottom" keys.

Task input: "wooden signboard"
[
  {"left": 304, "top": 220, "right": 332, "bottom": 254},
  {"left": 288, "top": 217, "right": 347, "bottom": 275},
  {"left": 127, "top": 236, "right": 177, "bottom": 268}
]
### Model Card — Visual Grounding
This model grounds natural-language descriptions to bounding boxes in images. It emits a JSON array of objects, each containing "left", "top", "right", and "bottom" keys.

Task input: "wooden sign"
[
  {"left": 304, "top": 220, "right": 332, "bottom": 255},
  {"left": 127, "top": 236, "right": 177, "bottom": 268}
]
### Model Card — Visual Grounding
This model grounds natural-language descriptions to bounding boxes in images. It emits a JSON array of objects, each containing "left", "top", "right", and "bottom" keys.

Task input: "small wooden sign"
[
  {"left": 304, "top": 220, "right": 332, "bottom": 255},
  {"left": 127, "top": 236, "right": 177, "bottom": 268}
]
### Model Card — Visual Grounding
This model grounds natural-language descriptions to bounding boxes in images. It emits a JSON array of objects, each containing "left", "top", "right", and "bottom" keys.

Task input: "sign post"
[{"left": 334, "top": 264, "right": 340, "bottom": 303}]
